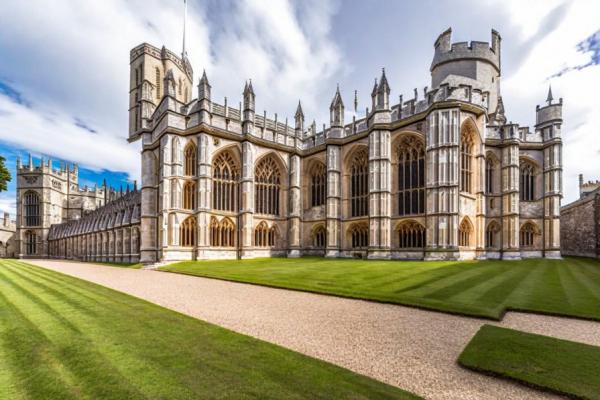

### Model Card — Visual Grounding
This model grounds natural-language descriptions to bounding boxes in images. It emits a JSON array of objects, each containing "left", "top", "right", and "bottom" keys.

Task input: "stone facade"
[
  {"left": 15, "top": 156, "right": 134, "bottom": 259},
  {"left": 0, "top": 212, "right": 16, "bottom": 257},
  {"left": 47, "top": 190, "right": 141, "bottom": 262},
  {"left": 128, "top": 28, "right": 563, "bottom": 263},
  {"left": 560, "top": 176, "right": 600, "bottom": 259}
]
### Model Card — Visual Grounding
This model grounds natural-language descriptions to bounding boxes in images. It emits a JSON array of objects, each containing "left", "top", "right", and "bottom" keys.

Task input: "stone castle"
[{"left": 15, "top": 27, "right": 563, "bottom": 263}]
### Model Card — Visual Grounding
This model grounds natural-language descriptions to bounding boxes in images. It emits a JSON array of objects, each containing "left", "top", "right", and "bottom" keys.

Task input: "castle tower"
[
  {"left": 537, "top": 86, "right": 563, "bottom": 258},
  {"left": 128, "top": 43, "right": 193, "bottom": 141},
  {"left": 430, "top": 28, "right": 501, "bottom": 113}
]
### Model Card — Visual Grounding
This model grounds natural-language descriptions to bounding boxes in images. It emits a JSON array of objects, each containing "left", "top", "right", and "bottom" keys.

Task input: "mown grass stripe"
[
  {"left": 162, "top": 256, "right": 600, "bottom": 321},
  {"left": 458, "top": 325, "right": 600, "bottom": 400},
  {"left": 0, "top": 288, "right": 82, "bottom": 400}
]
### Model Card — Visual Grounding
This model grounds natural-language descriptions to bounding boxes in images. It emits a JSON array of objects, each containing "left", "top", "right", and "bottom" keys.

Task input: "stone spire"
[
  {"left": 198, "top": 70, "right": 211, "bottom": 100},
  {"left": 294, "top": 101, "right": 304, "bottom": 136},
  {"left": 546, "top": 84, "right": 554, "bottom": 105},
  {"left": 375, "top": 68, "right": 390, "bottom": 110},
  {"left": 353, "top": 90, "right": 358, "bottom": 115},
  {"left": 330, "top": 84, "right": 344, "bottom": 128},
  {"left": 243, "top": 80, "right": 255, "bottom": 111}
]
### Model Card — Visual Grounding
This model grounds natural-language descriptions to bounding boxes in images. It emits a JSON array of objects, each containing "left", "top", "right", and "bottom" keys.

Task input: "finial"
[
  {"left": 414, "top": 88, "right": 418, "bottom": 100},
  {"left": 546, "top": 84, "right": 554, "bottom": 105},
  {"left": 134, "top": 180, "right": 138, "bottom": 191},
  {"left": 354, "top": 90, "right": 358, "bottom": 114},
  {"left": 182, "top": 0, "right": 188, "bottom": 59},
  {"left": 295, "top": 100, "right": 304, "bottom": 119}
]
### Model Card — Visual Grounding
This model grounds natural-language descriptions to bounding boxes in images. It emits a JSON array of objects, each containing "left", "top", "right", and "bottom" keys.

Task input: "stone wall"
[{"left": 560, "top": 191, "right": 600, "bottom": 258}]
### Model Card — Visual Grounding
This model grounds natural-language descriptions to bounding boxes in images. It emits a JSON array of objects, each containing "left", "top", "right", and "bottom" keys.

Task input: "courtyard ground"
[
  {"left": 161, "top": 256, "right": 600, "bottom": 320},
  {"left": 24, "top": 258, "right": 600, "bottom": 399},
  {"left": 0, "top": 260, "right": 417, "bottom": 400}
]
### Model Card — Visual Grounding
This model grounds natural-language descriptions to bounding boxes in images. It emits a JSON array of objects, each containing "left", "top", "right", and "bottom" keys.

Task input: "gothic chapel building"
[{"left": 124, "top": 27, "right": 563, "bottom": 263}]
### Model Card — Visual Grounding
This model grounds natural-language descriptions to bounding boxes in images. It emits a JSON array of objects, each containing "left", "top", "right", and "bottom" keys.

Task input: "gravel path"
[{"left": 26, "top": 259, "right": 600, "bottom": 400}]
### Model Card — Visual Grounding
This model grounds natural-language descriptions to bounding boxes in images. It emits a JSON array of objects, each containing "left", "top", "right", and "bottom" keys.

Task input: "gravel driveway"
[{"left": 26, "top": 259, "right": 600, "bottom": 400}]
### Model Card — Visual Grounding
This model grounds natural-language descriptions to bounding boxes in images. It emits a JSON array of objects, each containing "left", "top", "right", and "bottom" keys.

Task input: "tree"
[{"left": 0, "top": 155, "right": 11, "bottom": 192}]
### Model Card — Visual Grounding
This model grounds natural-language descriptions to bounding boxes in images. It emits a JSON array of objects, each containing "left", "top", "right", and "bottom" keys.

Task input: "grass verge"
[
  {"left": 0, "top": 260, "right": 419, "bottom": 400},
  {"left": 458, "top": 325, "right": 600, "bottom": 400},
  {"left": 160, "top": 256, "right": 600, "bottom": 321}
]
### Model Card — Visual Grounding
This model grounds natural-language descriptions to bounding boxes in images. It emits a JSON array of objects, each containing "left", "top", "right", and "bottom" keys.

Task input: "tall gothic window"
[
  {"left": 350, "top": 223, "right": 368, "bottom": 248},
  {"left": 520, "top": 222, "right": 536, "bottom": 247},
  {"left": 460, "top": 132, "right": 474, "bottom": 193},
  {"left": 24, "top": 191, "right": 40, "bottom": 227},
  {"left": 184, "top": 143, "right": 197, "bottom": 176},
  {"left": 397, "top": 136, "right": 425, "bottom": 215},
  {"left": 485, "top": 158, "right": 494, "bottom": 194},
  {"left": 397, "top": 221, "right": 425, "bottom": 248},
  {"left": 486, "top": 221, "right": 499, "bottom": 248},
  {"left": 25, "top": 231, "right": 37, "bottom": 255},
  {"left": 255, "top": 156, "right": 281, "bottom": 216},
  {"left": 155, "top": 67, "right": 161, "bottom": 100},
  {"left": 180, "top": 216, "right": 197, "bottom": 247},
  {"left": 311, "top": 162, "right": 326, "bottom": 207},
  {"left": 312, "top": 225, "right": 326, "bottom": 248},
  {"left": 183, "top": 181, "right": 196, "bottom": 210},
  {"left": 255, "top": 221, "right": 276, "bottom": 247},
  {"left": 210, "top": 217, "right": 235, "bottom": 247},
  {"left": 350, "top": 148, "right": 369, "bottom": 217},
  {"left": 213, "top": 152, "right": 240, "bottom": 212},
  {"left": 520, "top": 162, "right": 535, "bottom": 201},
  {"left": 459, "top": 218, "right": 472, "bottom": 247}
]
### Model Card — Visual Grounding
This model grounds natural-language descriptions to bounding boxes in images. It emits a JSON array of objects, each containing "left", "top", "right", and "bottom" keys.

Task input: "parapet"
[
  {"left": 536, "top": 99, "right": 563, "bottom": 126},
  {"left": 431, "top": 28, "right": 501, "bottom": 72}
]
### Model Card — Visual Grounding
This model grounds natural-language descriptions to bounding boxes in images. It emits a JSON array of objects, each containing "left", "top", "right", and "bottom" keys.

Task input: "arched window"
[
  {"left": 180, "top": 216, "right": 197, "bottom": 247},
  {"left": 132, "top": 228, "right": 140, "bottom": 253},
  {"left": 312, "top": 225, "right": 326, "bottom": 248},
  {"left": 210, "top": 217, "right": 236, "bottom": 247},
  {"left": 255, "top": 156, "right": 281, "bottom": 216},
  {"left": 350, "top": 148, "right": 369, "bottom": 217},
  {"left": 397, "top": 136, "right": 425, "bottom": 215},
  {"left": 183, "top": 181, "right": 196, "bottom": 210},
  {"left": 397, "top": 221, "right": 425, "bottom": 248},
  {"left": 184, "top": 143, "right": 197, "bottom": 176},
  {"left": 520, "top": 162, "right": 535, "bottom": 201},
  {"left": 24, "top": 191, "right": 40, "bottom": 226},
  {"left": 486, "top": 221, "right": 499, "bottom": 248},
  {"left": 520, "top": 222, "right": 536, "bottom": 247},
  {"left": 459, "top": 218, "right": 472, "bottom": 247},
  {"left": 350, "top": 223, "right": 368, "bottom": 248},
  {"left": 213, "top": 152, "right": 240, "bottom": 212},
  {"left": 178, "top": 77, "right": 182, "bottom": 96},
  {"left": 460, "top": 131, "right": 474, "bottom": 193},
  {"left": 254, "top": 221, "right": 276, "bottom": 247},
  {"left": 25, "top": 231, "right": 37, "bottom": 255},
  {"left": 485, "top": 158, "right": 494, "bottom": 194},
  {"left": 310, "top": 162, "right": 326, "bottom": 207},
  {"left": 155, "top": 67, "right": 161, "bottom": 100}
]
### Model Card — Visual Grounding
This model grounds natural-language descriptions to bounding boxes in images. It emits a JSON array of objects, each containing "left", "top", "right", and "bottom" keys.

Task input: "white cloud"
[{"left": 497, "top": 0, "right": 600, "bottom": 203}]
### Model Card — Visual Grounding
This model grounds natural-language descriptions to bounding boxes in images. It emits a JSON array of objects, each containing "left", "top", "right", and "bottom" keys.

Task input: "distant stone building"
[
  {"left": 14, "top": 156, "right": 138, "bottom": 260},
  {"left": 0, "top": 212, "right": 16, "bottom": 257},
  {"left": 560, "top": 175, "right": 600, "bottom": 259}
]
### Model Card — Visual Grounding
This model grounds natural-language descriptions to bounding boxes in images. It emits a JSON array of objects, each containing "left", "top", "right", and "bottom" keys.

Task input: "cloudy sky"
[{"left": 0, "top": 0, "right": 599, "bottom": 217}]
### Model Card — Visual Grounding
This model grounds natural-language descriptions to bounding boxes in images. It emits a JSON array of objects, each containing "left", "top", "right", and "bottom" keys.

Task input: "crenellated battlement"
[{"left": 431, "top": 28, "right": 501, "bottom": 72}]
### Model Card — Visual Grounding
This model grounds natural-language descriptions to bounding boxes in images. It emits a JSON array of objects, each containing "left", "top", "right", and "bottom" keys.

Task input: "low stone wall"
[{"left": 560, "top": 193, "right": 600, "bottom": 259}]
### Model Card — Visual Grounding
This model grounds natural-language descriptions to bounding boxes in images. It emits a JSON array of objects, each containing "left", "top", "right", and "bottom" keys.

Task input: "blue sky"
[{"left": 0, "top": 0, "right": 599, "bottom": 217}]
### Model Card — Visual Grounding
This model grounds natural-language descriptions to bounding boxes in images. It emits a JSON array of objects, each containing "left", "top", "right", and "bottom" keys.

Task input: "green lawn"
[
  {"left": 458, "top": 325, "right": 600, "bottom": 399},
  {"left": 161, "top": 256, "right": 600, "bottom": 320},
  {"left": 0, "top": 260, "right": 418, "bottom": 400}
]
